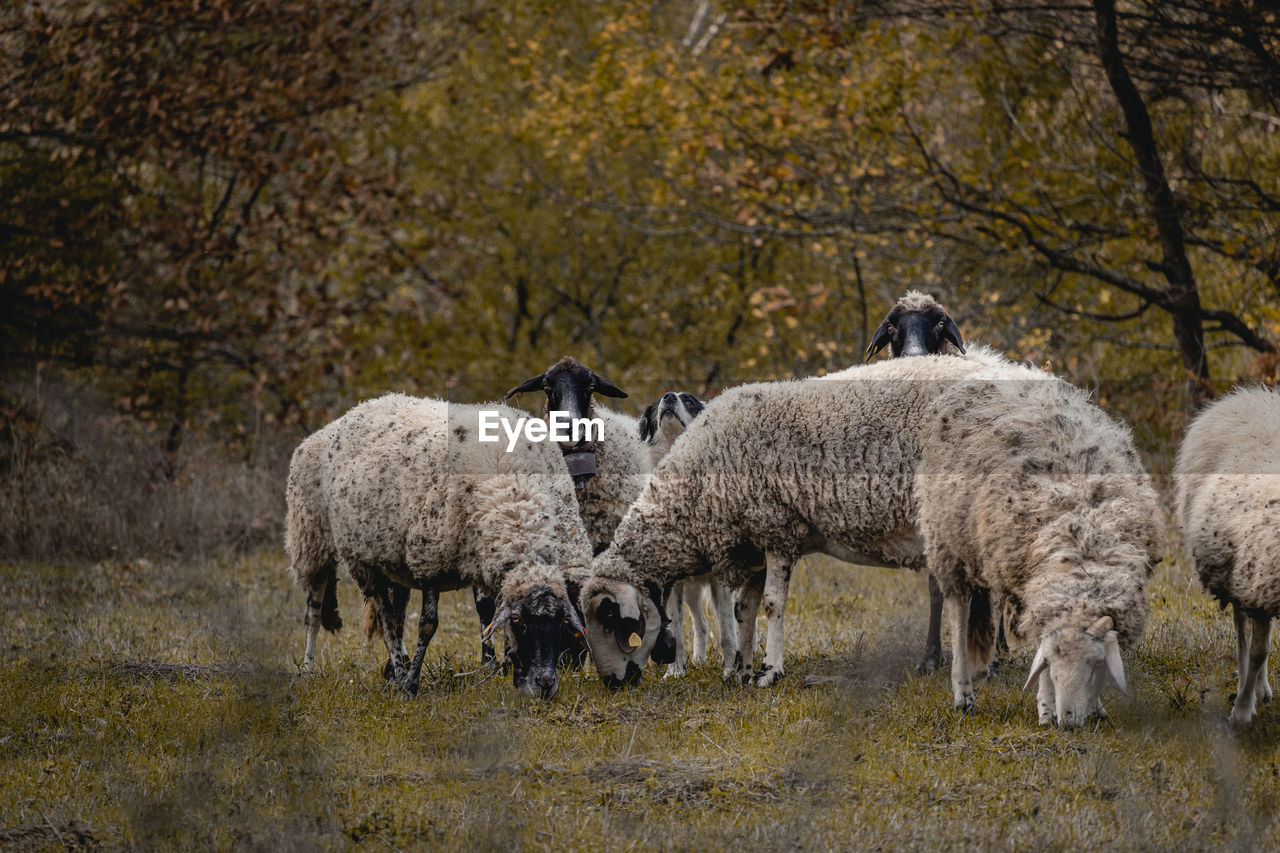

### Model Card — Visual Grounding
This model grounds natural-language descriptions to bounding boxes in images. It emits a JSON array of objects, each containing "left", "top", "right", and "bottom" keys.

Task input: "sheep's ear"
[
  {"left": 481, "top": 604, "right": 513, "bottom": 643},
  {"left": 1103, "top": 630, "right": 1127, "bottom": 695},
  {"left": 1023, "top": 637, "right": 1051, "bottom": 690},
  {"left": 866, "top": 318, "right": 894, "bottom": 360},
  {"left": 942, "top": 315, "right": 966, "bottom": 354},
  {"left": 591, "top": 371, "right": 628, "bottom": 399},
  {"left": 563, "top": 600, "right": 587, "bottom": 640},
  {"left": 638, "top": 402, "right": 659, "bottom": 442},
  {"left": 504, "top": 373, "right": 545, "bottom": 399}
]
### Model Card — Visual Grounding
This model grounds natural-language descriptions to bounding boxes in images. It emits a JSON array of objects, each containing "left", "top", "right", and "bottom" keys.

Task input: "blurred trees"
[
  {"left": 2, "top": 0, "right": 467, "bottom": 451},
  {"left": 5, "top": 0, "right": 1280, "bottom": 460}
]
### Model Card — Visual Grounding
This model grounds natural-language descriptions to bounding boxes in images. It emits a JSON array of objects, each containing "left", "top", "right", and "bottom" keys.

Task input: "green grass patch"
[{"left": 3, "top": 550, "right": 1279, "bottom": 849}]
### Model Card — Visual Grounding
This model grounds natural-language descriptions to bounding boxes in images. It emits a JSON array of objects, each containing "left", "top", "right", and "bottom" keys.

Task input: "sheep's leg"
[
  {"left": 473, "top": 587, "right": 497, "bottom": 665},
  {"left": 689, "top": 581, "right": 710, "bottom": 665},
  {"left": 944, "top": 591, "right": 975, "bottom": 711},
  {"left": 663, "top": 583, "right": 688, "bottom": 678},
  {"left": 734, "top": 576, "right": 764, "bottom": 684},
  {"left": 916, "top": 573, "right": 944, "bottom": 675},
  {"left": 404, "top": 586, "right": 439, "bottom": 697},
  {"left": 1037, "top": 669, "right": 1056, "bottom": 726},
  {"left": 712, "top": 580, "right": 738, "bottom": 681},
  {"left": 1230, "top": 612, "right": 1272, "bottom": 728},
  {"left": 1234, "top": 603, "right": 1273, "bottom": 706},
  {"left": 302, "top": 573, "right": 333, "bottom": 671},
  {"left": 754, "top": 552, "right": 792, "bottom": 687},
  {"left": 371, "top": 581, "right": 410, "bottom": 687}
]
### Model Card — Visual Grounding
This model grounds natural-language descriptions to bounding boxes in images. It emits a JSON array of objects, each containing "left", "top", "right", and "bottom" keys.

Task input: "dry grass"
[{"left": 2, "top": 544, "right": 1280, "bottom": 850}]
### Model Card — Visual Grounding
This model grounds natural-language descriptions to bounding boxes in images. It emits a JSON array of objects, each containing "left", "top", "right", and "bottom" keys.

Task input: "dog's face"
[{"left": 638, "top": 391, "right": 705, "bottom": 458}]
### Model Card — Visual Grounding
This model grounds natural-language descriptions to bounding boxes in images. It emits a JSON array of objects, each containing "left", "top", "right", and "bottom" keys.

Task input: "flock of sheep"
[{"left": 285, "top": 292, "right": 1280, "bottom": 729}]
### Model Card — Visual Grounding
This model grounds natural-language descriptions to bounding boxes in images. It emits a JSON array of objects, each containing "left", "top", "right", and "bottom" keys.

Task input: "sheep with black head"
[{"left": 285, "top": 394, "right": 591, "bottom": 699}]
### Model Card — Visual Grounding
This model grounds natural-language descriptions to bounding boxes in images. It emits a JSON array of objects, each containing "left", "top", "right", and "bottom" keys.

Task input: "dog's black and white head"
[
  {"left": 638, "top": 391, "right": 705, "bottom": 465},
  {"left": 866, "top": 291, "right": 965, "bottom": 360},
  {"left": 505, "top": 357, "right": 628, "bottom": 447},
  {"left": 482, "top": 582, "right": 587, "bottom": 699}
]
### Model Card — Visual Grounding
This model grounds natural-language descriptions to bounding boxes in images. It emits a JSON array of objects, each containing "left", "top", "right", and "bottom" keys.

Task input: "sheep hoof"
[
  {"left": 664, "top": 664, "right": 687, "bottom": 679},
  {"left": 953, "top": 691, "right": 975, "bottom": 712},
  {"left": 1038, "top": 713, "right": 1054, "bottom": 726},
  {"left": 752, "top": 666, "right": 783, "bottom": 688},
  {"left": 915, "top": 652, "right": 940, "bottom": 675},
  {"left": 1258, "top": 681, "right": 1274, "bottom": 704},
  {"left": 1229, "top": 707, "right": 1256, "bottom": 730}
]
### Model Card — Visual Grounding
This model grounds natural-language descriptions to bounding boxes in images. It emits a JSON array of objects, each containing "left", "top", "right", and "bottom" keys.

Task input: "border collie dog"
[{"left": 639, "top": 391, "right": 706, "bottom": 465}]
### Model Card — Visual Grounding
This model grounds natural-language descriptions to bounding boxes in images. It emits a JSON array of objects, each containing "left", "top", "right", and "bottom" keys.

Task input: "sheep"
[
  {"left": 917, "top": 370, "right": 1163, "bottom": 727},
  {"left": 638, "top": 391, "right": 734, "bottom": 677},
  {"left": 285, "top": 393, "right": 591, "bottom": 699},
  {"left": 581, "top": 349, "right": 1009, "bottom": 690},
  {"left": 506, "top": 357, "right": 679, "bottom": 669},
  {"left": 506, "top": 357, "right": 643, "bottom": 555},
  {"left": 866, "top": 289, "right": 966, "bottom": 360},
  {"left": 864, "top": 290, "right": 968, "bottom": 675},
  {"left": 1174, "top": 385, "right": 1280, "bottom": 728}
]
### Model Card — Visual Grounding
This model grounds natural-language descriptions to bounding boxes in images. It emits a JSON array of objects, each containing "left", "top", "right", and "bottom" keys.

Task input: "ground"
[{"left": 2, "top": 544, "right": 1278, "bottom": 850}]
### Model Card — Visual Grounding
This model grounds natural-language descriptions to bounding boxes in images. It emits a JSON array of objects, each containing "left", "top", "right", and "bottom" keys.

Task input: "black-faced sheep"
[
  {"left": 917, "top": 369, "right": 1162, "bottom": 726},
  {"left": 866, "top": 289, "right": 966, "bottom": 360},
  {"left": 639, "top": 391, "right": 735, "bottom": 677},
  {"left": 864, "top": 290, "right": 968, "bottom": 675},
  {"left": 285, "top": 394, "right": 591, "bottom": 698},
  {"left": 1174, "top": 385, "right": 1280, "bottom": 728},
  {"left": 506, "top": 357, "right": 677, "bottom": 670}
]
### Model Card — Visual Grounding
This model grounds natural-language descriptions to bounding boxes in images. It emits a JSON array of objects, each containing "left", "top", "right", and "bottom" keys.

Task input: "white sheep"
[
  {"left": 638, "top": 391, "right": 735, "bottom": 677},
  {"left": 581, "top": 349, "right": 1005, "bottom": 690},
  {"left": 1174, "top": 385, "right": 1280, "bottom": 728},
  {"left": 917, "top": 369, "right": 1163, "bottom": 727},
  {"left": 285, "top": 393, "right": 590, "bottom": 698}
]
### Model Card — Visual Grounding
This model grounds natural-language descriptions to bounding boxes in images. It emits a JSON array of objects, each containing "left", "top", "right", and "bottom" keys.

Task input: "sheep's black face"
[
  {"left": 505, "top": 357, "right": 628, "bottom": 452},
  {"left": 868, "top": 301, "right": 965, "bottom": 359},
  {"left": 500, "top": 585, "right": 587, "bottom": 699},
  {"left": 639, "top": 391, "right": 706, "bottom": 446}
]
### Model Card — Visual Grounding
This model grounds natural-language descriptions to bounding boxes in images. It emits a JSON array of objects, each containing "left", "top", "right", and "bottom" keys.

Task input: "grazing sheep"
[
  {"left": 864, "top": 290, "right": 968, "bottom": 675},
  {"left": 582, "top": 349, "right": 1011, "bottom": 690},
  {"left": 639, "top": 391, "right": 734, "bottom": 677},
  {"left": 285, "top": 393, "right": 591, "bottom": 698},
  {"left": 1174, "top": 386, "right": 1280, "bottom": 728},
  {"left": 918, "top": 372, "right": 1162, "bottom": 727}
]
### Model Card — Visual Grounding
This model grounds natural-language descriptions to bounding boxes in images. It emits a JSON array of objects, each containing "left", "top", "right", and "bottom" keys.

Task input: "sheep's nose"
[
  {"left": 662, "top": 392, "right": 677, "bottom": 404},
  {"left": 535, "top": 670, "right": 558, "bottom": 698}
]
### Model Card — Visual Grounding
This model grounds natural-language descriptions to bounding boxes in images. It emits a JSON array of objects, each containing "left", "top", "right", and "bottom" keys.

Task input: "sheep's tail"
[
  {"left": 967, "top": 588, "right": 997, "bottom": 675},
  {"left": 362, "top": 597, "right": 381, "bottom": 642}
]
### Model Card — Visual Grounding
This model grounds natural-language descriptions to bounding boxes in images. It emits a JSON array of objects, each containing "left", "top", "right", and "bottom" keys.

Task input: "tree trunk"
[{"left": 1093, "top": 0, "right": 1212, "bottom": 406}]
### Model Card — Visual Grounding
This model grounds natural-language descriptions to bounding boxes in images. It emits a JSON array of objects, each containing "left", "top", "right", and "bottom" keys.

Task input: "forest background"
[{"left": 3, "top": 0, "right": 1279, "bottom": 561}]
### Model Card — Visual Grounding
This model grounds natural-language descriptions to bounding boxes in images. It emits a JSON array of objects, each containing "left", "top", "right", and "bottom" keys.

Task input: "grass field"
[{"left": 3, "top": 541, "right": 1279, "bottom": 851}]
